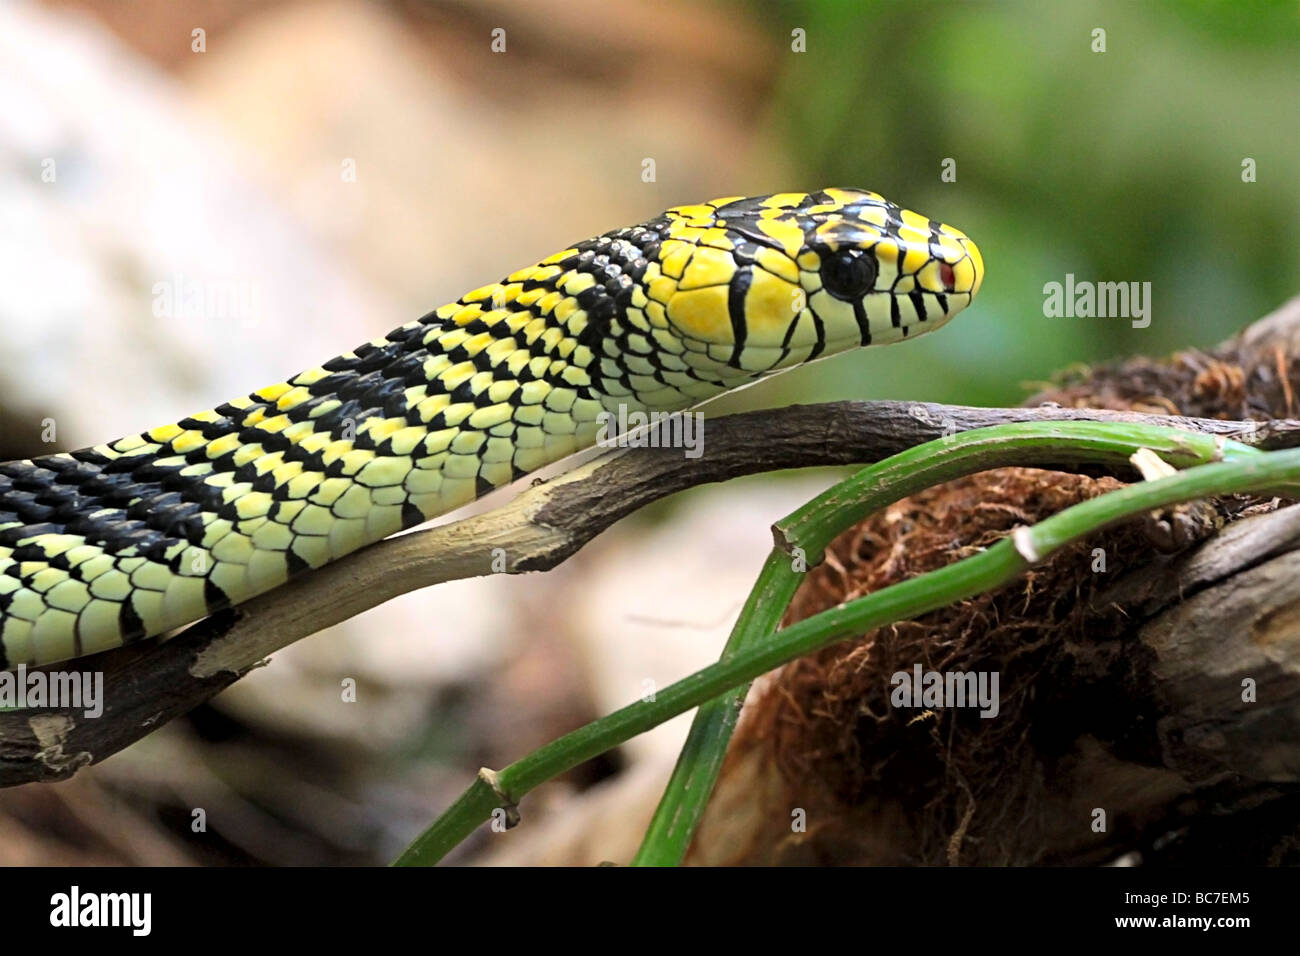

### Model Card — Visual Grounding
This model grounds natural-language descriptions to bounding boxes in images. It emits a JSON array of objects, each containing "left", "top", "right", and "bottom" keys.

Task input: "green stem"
[
  {"left": 629, "top": 421, "right": 1258, "bottom": 865},
  {"left": 394, "top": 430, "right": 1289, "bottom": 867}
]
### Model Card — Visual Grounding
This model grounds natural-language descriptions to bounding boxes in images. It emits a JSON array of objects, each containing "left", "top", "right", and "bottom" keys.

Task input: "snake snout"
[{"left": 904, "top": 224, "right": 983, "bottom": 320}]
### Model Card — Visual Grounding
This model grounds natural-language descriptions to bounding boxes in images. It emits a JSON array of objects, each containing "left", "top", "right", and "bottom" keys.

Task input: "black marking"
[
  {"left": 284, "top": 547, "right": 311, "bottom": 577},
  {"left": 248, "top": 470, "right": 279, "bottom": 494},
  {"left": 624, "top": 257, "right": 649, "bottom": 282},
  {"left": 69, "top": 448, "right": 111, "bottom": 467},
  {"left": 806, "top": 306, "right": 827, "bottom": 362},
  {"left": 177, "top": 416, "right": 233, "bottom": 440},
  {"left": 204, "top": 576, "right": 230, "bottom": 612},
  {"left": 726, "top": 266, "right": 752, "bottom": 369},
  {"left": 322, "top": 345, "right": 393, "bottom": 375},
  {"left": 400, "top": 500, "right": 425, "bottom": 531},
  {"left": 909, "top": 290, "right": 928, "bottom": 323},
  {"left": 780, "top": 312, "right": 802, "bottom": 350},
  {"left": 139, "top": 534, "right": 172, "bottom": 565},
  {"left": 6, "top": 494, "right": 54, "bottom": 525},
  {"left": 384, "top": 323, "right": 425, "bottom": 345},
  {"left": 715, "top": 195, "right": 779, "bottom": 218},
  {"left": 851, "top": 300, "right": 873, "bottom": 346},
  {"left": 729, "top": 240, "right": 761, "bottom": 266},
  {"left": 118, "top": 596, "right": 145, "bottom": 642},
  {"left": 306, "top": 372, "right": 358, "bottom": 397}
]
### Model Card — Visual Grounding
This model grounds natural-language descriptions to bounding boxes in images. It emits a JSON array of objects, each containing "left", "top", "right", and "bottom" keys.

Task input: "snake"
[{"left": 0, "top": 188, "right": 983, "bottom": 669}]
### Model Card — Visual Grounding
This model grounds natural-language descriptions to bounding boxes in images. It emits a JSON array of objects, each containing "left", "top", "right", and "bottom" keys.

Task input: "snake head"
[{"left": 646, "top": 188, "right": 983, "bottom": 377}]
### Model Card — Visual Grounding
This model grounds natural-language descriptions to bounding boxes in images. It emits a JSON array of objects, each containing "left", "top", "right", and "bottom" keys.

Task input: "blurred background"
[{"left": 0, "top": 0, "right": 1295, "bottom": 864}]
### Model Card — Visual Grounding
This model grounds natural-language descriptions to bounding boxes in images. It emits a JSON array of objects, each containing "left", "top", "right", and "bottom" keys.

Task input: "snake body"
[{"left": 0, "top": 189, "right": 982, "bottom": 668}]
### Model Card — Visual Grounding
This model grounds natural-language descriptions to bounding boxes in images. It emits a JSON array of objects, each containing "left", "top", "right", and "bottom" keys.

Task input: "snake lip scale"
[{"left": 0, "top": 188, "right": 983, "bottom": 669}]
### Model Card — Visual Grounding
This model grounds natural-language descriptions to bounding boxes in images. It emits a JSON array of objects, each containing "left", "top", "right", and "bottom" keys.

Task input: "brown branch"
[{"left": 2, "top": 398, "right": 1299, "bottom": 786}]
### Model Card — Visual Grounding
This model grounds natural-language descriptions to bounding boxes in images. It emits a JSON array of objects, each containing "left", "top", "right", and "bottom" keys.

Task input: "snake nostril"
[{"left": 939, "top": 262, "right": 955, "bottom": 291}]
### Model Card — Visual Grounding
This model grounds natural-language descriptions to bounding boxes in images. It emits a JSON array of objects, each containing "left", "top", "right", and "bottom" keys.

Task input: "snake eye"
[{"left": 819, "top": 249, "right": 877, "bottom": 300}]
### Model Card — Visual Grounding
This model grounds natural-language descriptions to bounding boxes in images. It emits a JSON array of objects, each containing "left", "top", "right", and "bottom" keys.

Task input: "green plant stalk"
[
  {"left": 395, "top": 437, "right": 1295, "bottom": 867},
  {"left": 629, "top": 422, "right": 1259, "bottom": 866}
]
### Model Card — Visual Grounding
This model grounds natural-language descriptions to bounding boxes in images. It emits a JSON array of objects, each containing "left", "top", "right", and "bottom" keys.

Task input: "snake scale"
[{"left": 0, "top": 189, "right": 982, "bottom": 669}]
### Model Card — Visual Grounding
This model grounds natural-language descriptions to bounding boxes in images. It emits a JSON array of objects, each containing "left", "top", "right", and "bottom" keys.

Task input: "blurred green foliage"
[{"left": 713, "top": 0, "right": 1299, "bottom": 412}]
